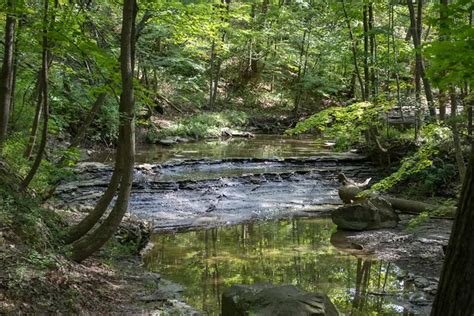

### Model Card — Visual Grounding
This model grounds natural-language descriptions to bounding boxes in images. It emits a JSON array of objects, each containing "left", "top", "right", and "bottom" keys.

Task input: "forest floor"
[{"left": 0, "top": 217, "right": 199, "bottom": 315}]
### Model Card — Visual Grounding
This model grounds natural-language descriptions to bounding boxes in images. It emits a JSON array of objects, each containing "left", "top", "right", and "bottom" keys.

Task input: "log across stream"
[{"left": 55, "top": 135, "right": 449, "bottom": 315}]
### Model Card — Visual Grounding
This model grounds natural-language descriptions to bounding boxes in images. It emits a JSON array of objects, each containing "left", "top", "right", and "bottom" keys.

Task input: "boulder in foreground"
[
  {"left": 222, "top": 283, "right": 339, "bottom": 316},
  {"left": 331, "top": 197, "right": 399, "bottom": 230}
]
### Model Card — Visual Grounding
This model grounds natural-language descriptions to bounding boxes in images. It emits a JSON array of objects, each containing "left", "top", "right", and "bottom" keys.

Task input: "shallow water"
[
  {"left": 81, "top": 135, "right": 426, "bottom": 314},
  {"left": 145, "top": 218, "right": 423, "bottom": 315},
  {"left": 91, "top": 134, "right": 332, "bottom": 164}
]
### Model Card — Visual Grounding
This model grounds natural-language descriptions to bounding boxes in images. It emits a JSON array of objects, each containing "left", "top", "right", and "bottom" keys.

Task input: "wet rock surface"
[
  {"left": 56, "top": 156, "right": 376, "bottom": 232},
  {"left": 339, "top": 215, "right": 451, "bottom": 288},
  {"left": 331, "top": 197, "right": 400, "bottom": 230},
  {"left": 221, "top": 284, "right": 340, "bottom": 316}
]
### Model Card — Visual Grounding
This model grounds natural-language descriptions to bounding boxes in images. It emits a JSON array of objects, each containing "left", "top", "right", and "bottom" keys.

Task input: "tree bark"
[
  {"left": 438, "top": 0, "right": 448, "bottom": 123},
  {"left": 69, "top": 0, "right": 137, "bottom": 262},
  {"left": 431, "top": 147, "right": 474, "bottom": 315},
  {"left": 342, "top": 0, "right": 365, "bottom": 101},
  {"left": 208, "top": 40, "right": 216, "bottom": 108},
  {"left": 450, "top": 88, "right": 466, "bottom": 182},
  {"left": 69, "top": 92, "right": 107, "bottom": 149},
  {"left": 64, "top": 163, "right": 121, "bottom": 244},
  {"left": 408, "top": 0, "right": 436, "bottom": 122},
  {"left": 0, "top": 0, "right": 17, "bottom": 147},
  {"left": 24, "top": 71, "right": 43, "bottom": 159},
  {"left": 368, "top": 2, "right": 376, "bottom": 99},
  {"left": 20, "top": 0, "right": 49, "bottom": 190},
  {"left": 362, "top": 4, "right": 370, "bottom": 100}
]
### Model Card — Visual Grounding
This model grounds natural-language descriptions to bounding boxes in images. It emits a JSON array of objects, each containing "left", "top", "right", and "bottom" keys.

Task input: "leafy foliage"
[
  {"left": 147, "top": 110, "right": 248, "bottom": 141},
  {"left": 287, "top": 101, "right": 393, "bottom": 150}
]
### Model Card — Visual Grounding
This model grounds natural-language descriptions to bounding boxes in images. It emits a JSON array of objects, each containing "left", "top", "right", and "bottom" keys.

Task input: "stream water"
[
  {"left": 91, "top": 134, "right": 333, "bottom": 164},
  {"left": 144, "top": 218, "right": 422, "bottom": 315},
  {"left": 69, "top": 135, "right": 429, "bottom": 314}
]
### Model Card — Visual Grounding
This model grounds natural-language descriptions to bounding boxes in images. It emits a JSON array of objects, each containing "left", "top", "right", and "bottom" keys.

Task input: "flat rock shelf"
[{"left": 55, "top": 155, "right": 376, "bottom": 232}]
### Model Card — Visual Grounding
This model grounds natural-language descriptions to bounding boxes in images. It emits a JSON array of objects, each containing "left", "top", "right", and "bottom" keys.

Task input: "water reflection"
[
  {"left": 91, "top": 134, "right": 329, "bottom": 164},
  {"left": 144, "top": 218, "right": 421, "bottom": 315}
]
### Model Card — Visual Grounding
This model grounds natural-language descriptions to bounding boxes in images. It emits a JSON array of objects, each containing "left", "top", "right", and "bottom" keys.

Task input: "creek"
[{"left": 58, "top": 135, "right": 438, "bottom": 315}]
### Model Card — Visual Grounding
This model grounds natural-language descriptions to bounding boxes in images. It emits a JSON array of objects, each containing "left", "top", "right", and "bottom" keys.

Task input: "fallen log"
[
  {"left": 387, "top": 197, "right": 455, "bottom": 218},
  {"left": 337, "top": 173, "right": 456, "bottom": 218}
]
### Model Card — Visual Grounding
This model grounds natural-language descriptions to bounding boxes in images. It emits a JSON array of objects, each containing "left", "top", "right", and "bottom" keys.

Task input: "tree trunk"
[
  {"left": 450, "top": 88, "right": 466, "bottom": 182},
  {"left": 208, "top": 41, "right": 216, "bottom": 109},
  {"left": 64, "top": 163, "right": 121, "bottom": 244},
  {"left": 69, "top": 0, "right": 137, "bottom": 262},
  {"left": 431, "top": 147, "right": 474, "bottom": 315},
  {"left": 407, "top": 0, "right": 422, "bottom": 139},
  {"left": 368, "top": 2, "right": 376, "bottom": 99},
  {"left": 437, "top": 0, "right": 448, "bottom": 122},
  {"left": 0, "top": 0, "right": 17, "bottom": 147},
  {"left": 362, "top": 4, "right": 370, "bottom": 100},
  {"left": 294, "top": 28, "right": 308, "bottom": 113},
  {"left": 41, "top": 92, "right": 109, "bottom": 202},
  {"left": 69, "top": 92, "right": 107, "bottom": 149},
  {"left": 439, "top": 89, "right": 447, "bottom": 121},
  {"left": 409, "top": 0, "right": 437, "bottom": 121},
  {"left": 342, "top": 0, "right": 365, "bottom": 101},
  {"left": 20, "top": 0, "right": 49, "bottom": 190},
  {"left": 24, "top": 71, "right": 44, "bottom": 159},
  {"left": 390, "top": 4, "right": 403, "bottom": 120}
]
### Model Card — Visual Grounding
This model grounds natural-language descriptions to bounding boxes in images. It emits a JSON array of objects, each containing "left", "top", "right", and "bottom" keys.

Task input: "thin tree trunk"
[
  {"left": 369, "top": 2, "right": 376, "bottom": 98},
  {"left": 410, "top": 0, "right": 437, "bottom": 121},
  {"left": 431, "top": 146, "right": 474, "bottom": 315},
  {"left": 212, "top": 59, "right": 221, "bottom": 107},
  {"left": 21, "top": 0, "right": 49, "bottom": 190},
  {"left": 439, "top": 90, "right": 447, "bottom": 121},
  {"left": 342, "top": 0, "right": 365, "bottom": 101},
  {"left": 69, "top": 0, "right": 137, "bottom": 262},
  {"left": 208, "top": 41, "right": 216, "bottom": 108},
  {"left": 438, "top": 0, "right": 449, "bottom": 122},
  {"left": 24, "top": 72, "right": 43, "bottom": 159},
  {"left": 390, "top": 4, "right": 403, "bottom": 120},
  {"left": 450, "top": 88, "right": 466, "bottom": 182},
  {"left": 0, "top": 0, "right": 16, "bottom": 147},
  {"left": 363, "top": 4, "right": 370, "bottom": 100},
  {"left": 407, "top": 0, "right": 422, "bottom": 139},
  {"left": 294, "top": 28, "right": 308, "bottom": 113},
  {"left": 69, "top": 92, "right": 107, "bottom": 149}
]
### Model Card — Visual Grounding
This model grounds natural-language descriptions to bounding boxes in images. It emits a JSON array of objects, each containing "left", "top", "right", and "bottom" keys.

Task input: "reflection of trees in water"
[{"left": 144, "top": 219, "right": 411, "bottom": 315}]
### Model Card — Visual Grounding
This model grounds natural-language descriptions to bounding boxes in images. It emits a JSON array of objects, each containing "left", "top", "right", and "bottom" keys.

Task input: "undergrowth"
[{"left": 146, "top": 110, "right": 249, "bottom": 142}]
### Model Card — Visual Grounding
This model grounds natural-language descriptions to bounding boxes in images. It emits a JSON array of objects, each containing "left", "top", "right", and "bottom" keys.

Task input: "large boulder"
[
  {"left": 331, "top": 197, "right": 399, "bottom": 230},
  {"left": 222, "top": 283, "right": 339, "bottom": 316}
]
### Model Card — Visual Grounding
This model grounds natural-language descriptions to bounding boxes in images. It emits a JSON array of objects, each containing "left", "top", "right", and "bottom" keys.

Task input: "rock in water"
[
  {"left": 331, "top": 197, "right": 399, "bottom": 231},
  {"left": 222, "top": 284, "right": 340, "bottom": 316}
]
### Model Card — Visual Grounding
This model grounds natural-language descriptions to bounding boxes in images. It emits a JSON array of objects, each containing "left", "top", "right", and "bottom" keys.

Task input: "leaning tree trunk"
[
  {"left": 24, "top": 71, "right": 43, "bottom": 159},
  {"left": 20, "top": 0, "right": 49, "bottom": 190},
  {"left": 63, "top": 162, "right": 121, "bottom": 244},
  {"left": 69, "top": 0, "right": 137, "bottom": 262},
  {"left": 0, "top": 0, "right": 16, "bottom": 148},
  {"left": 431, "top": 147, "right": 474, "bottom": 315}
]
